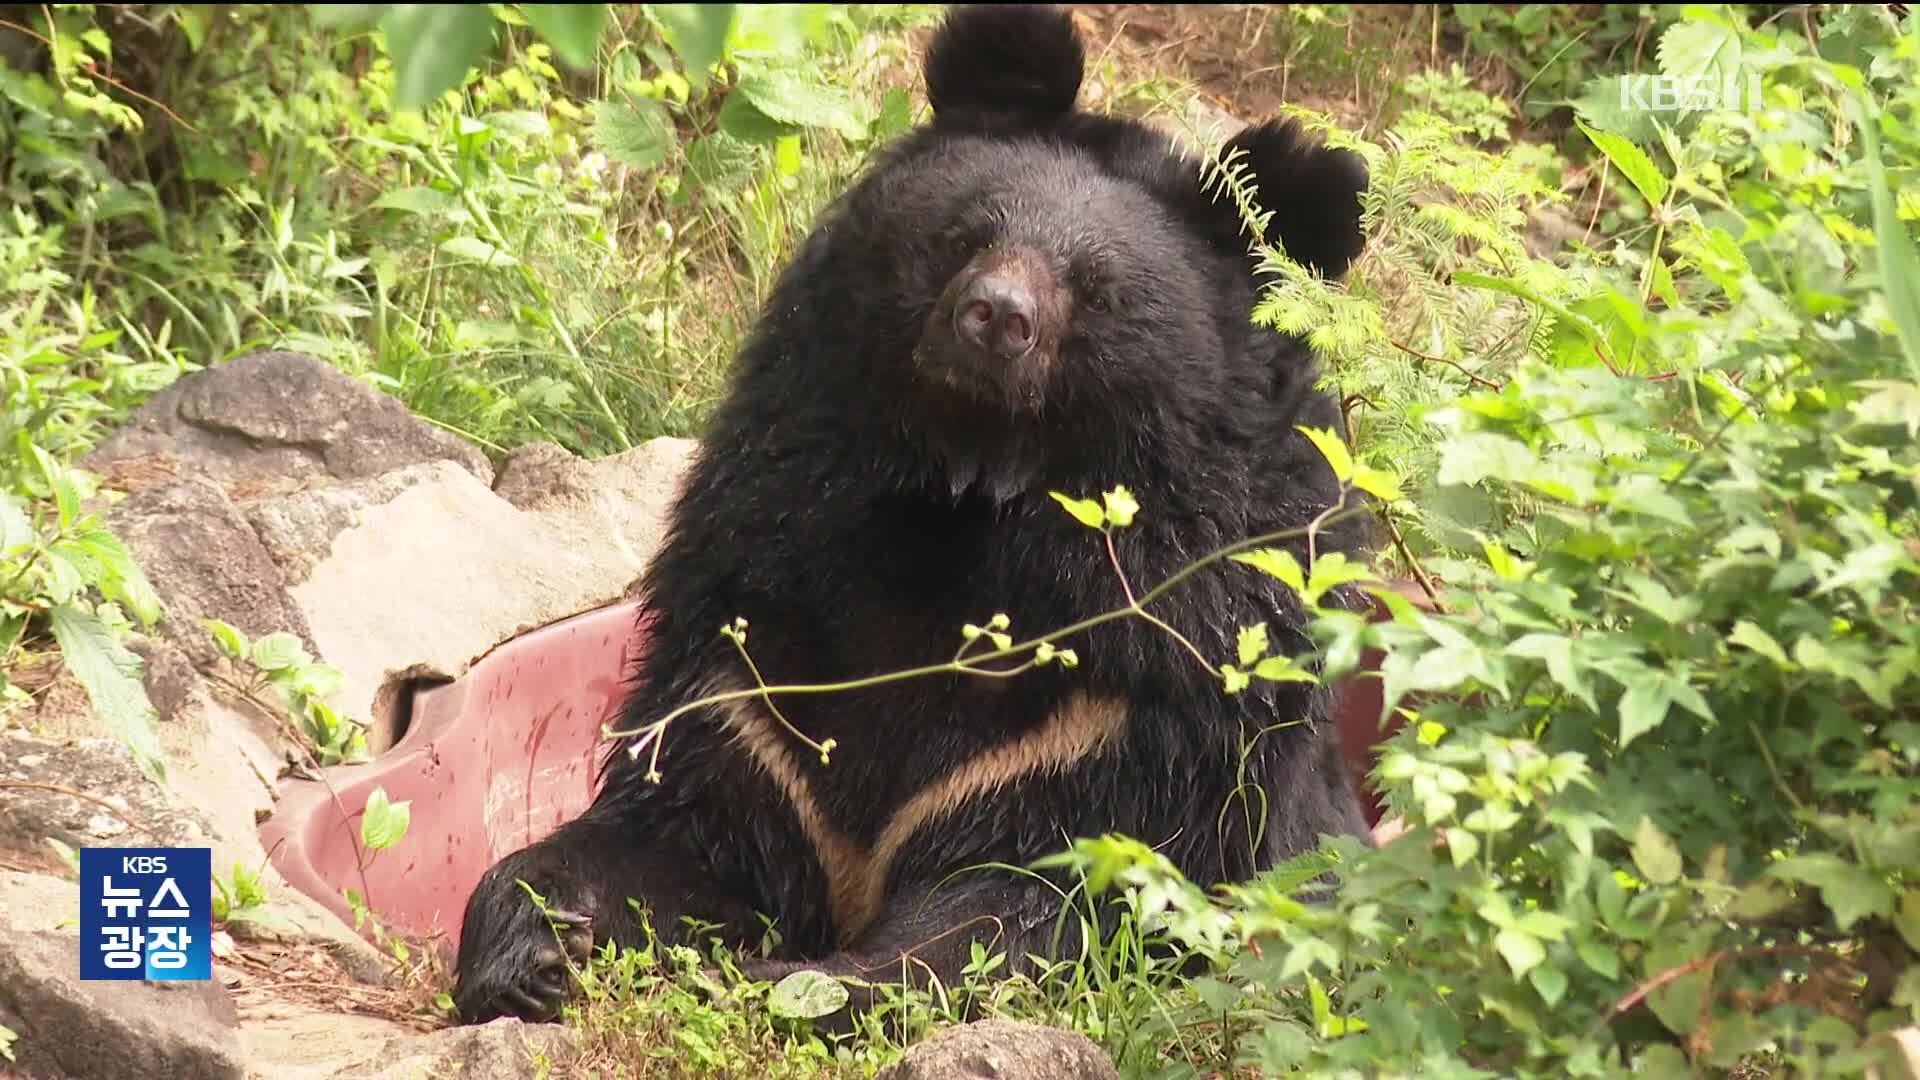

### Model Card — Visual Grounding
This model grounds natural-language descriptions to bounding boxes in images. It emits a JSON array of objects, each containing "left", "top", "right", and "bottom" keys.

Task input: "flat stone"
[
  {"left": 878, "top": 1019, "right": 1120, "bottom": 1080},
  {"left": 85, "top": 350, "right": 492, "bottom": 496}
]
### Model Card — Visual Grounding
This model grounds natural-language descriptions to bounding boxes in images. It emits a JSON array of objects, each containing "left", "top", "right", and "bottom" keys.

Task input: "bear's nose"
[{"left": 953, "top": 274, "right": 1038, "bottom": 360}]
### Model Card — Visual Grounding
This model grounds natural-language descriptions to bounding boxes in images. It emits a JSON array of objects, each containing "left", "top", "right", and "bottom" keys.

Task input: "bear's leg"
[
  {"left": 743, "top": 872, "right": 1075, "bottom": 1033},
  {"left": 452, "top": 815, "right": 761, "bottom": 1023}
]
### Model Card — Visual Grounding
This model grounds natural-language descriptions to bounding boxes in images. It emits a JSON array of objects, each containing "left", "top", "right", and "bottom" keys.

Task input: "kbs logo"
[
  {"left": 1618, "top": 73, "right": 1766, "bottom": 113},
  {"left": 79, "top": 847, "right": 212, "bottom": 981}
]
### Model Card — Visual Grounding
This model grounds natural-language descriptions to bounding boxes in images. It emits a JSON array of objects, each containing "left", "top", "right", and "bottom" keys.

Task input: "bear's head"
[{"left": 738, "top": 4, "right": 1371, "bottom": 504}]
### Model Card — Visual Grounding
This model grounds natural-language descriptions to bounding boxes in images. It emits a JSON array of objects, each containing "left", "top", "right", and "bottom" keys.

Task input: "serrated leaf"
[
  {"left": 1237, "top": 624, "right": 1269, "bottom": 666},
  {"left": 1049, "top": 492, "right": 1105, "bottom": 529},
  {"left": 383, "top": 5, "right": 499, "bottom": 111},
  {"left": 767, "top": 969, "right": 849, "bottom": 1020},
  {"left": 250, "top": 632, "right": 310, "bottom": 672},
  {"left": 1631, "top": 816, "right": 1682, "bottom": 885},
  {"left": 1571, "top": 75, "right": 1659, "bottom": 143},
  {"left": 1444, "top": 827, "right": 1478, "bottom": 868},
  {"left": 1233, "top": 548, "right": 1305, "bottom": 593},
  {"left": 1657, "top": 19, "right": 1743, "bottom": 88},
  {"left": 1102, "top": 487, "right": 1138, "bottom": 528},
  {"left": 733, "top": 72, "right": 868, "bottom": 140},
  {"left": 523, "top": 3, "right": 607, "bottom": 70},
  {"left": 1296, "top": 426, "right": 1353, "bottom": 483},
  {"left": 1495, "top": 928, "right": 1545, "bottom": 977},
  {"left": 653, "top": 4, "right": 736, "bottom": 81},
  {"left": 1304, "top": 551, "right": 1378, "bottom": 606},
  {"left": 439, "top": 236, "right": 519, "bottom": 267},
  {"left": 360, "top": 787, "right": 411, "bottom": 850},
  {"left": 591, "top": 96, "right": 673, "bottom": 171},
  {"left": 1221, "top": 665, "right": 1250, "bottom": 694},
  {"left": 48, "top": 605, "right": 165, "bottom": 782},
  {"left": 1577, "top": 119, "right": 1669, "bottom": 208}
]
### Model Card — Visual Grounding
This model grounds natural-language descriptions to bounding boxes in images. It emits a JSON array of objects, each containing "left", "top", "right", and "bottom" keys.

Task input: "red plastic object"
[
  {"left": 258, "top": 588, "right": 1418, "bottom": 959},
  {"left": 257, "top": 599, "right": 650, "bottom": 959}
]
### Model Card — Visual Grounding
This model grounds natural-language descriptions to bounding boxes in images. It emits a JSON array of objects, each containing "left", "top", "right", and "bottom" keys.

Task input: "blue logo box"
[{"left": 79, "top": 847, "right": 212, "bottom": 981}]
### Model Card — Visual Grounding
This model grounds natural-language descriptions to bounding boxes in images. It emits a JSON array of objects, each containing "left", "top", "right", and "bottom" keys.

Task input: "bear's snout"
[{"left": 953, "top": 273, "right": 1038, "bottom": 361}]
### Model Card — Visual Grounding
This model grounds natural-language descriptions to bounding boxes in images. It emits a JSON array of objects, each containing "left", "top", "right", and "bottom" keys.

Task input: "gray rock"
[
  {"left": 105, "top": 478, "right": 315, "bottom": 670},
  {"left": 0, "top": 927, "right": 246, "bottom": 1080},
  {"left": 879, "top": 1020, "right": 1119, "bottom": 1080},
  {"left": 490, "top": 441, "right": 588, "bottom": 510},
  {"left": 85, "top": 350, "right": 492, "bottom": 495},
  {"left": 335, "top": 1017, "right": 576, "bottom": 1080}
]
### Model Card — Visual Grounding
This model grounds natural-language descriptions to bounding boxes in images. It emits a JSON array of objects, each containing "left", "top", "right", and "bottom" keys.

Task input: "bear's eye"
[
  {"left": 1084, "top": 293, "right": 1111, "bottom": 314},
  {"left": 946, "top": 232, "right": 975, "bottom": 258}
]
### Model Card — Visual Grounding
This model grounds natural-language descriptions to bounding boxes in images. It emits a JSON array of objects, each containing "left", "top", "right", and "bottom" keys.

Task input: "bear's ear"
[
  {"left": 925, "top": 4, "right": 1084, "bottom": 120},
  {"left": 1219, "top": 120, "right": 1369, "bottom": 281}
]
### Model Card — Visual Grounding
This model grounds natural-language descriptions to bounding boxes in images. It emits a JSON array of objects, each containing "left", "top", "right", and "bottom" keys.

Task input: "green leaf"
[
  {"left": 1304, "top": 551, "right": 1378, "bottom": 606},
  {"left": 372, "top": 186, "right": 459, "bottom": 217},
  {"left": 1656, "top": 18, "right": 1743, "bottom": 90},
  {"left": 1631, "top": 816, "right": 1682, "bottom": 885},
  {"left": 1232, "top": 548, "right": 1305, "bottom": 594},
  {"left": 1770, "top": 854, "right": 1895, "bottom": 930},
  {"left": 1296, "top": 426, "right": 1353, "bottom": 483},
  {"left": 1349, "top": 464, "right": 1403, "bottom": 502},
  {"left": 1252, "top": 655, "right": 1318, "bottom": 684},
  {"left": 309, "top": 4, "right": 392, "bottom": 32},
  {"left": 1571, "top": 76, "right": 1657, "bottom": 143},
  {"left": 1237, "top": 624, "right": 1269, "bottom": 666},
  {"left": 523, "top": 4, "right": 607, "bottom": 70},
  {"left": 1577, "top": 938, "right": 1620, "bottom": 979},
  {"left": 1048, "top": 492, "right": 1105, "bottom": 529},
  {"left": 591, "top": 97, "right": 674, "bottom": 171},
  {"left": 1529, "top": 963, "right": 1569, "bottom": 1007},
  {"left": 652, "top": 3, "right": 736, "bottom": 81},
  {"left": 1576, "top": 119, "right": 1669, "bottom": 208},
  {"left": 48, "top": 605, "right": 165, "bottom": 782},
  {"left": 439, "top": 236, "right": 520, "bottom": 267},
  {"left": 1507, "top": 633, "right": 1596, "bottom": 710},
  {"left": 1101, "top": 487, "right": 1139, "bottom": 528},
  {"left": 204, "top": 619, "right": 248, "bottom": 661},
  {"left": 0, "top": 494, "right": 33, "bottom": 554},
  {"left": 250, "top": 632, "right": 310, "bottom": 673},
  {"left": 1896, "top": 889, "right": 1920, "bottom": 954},
  {"left": 382, "top": 5, "right": 499, "bottom": 112},
  {"left": 732, "top": 72, "right": 868, "bottom": 141},
  {"left": 1727, "top": 621, "right": 1793, "bottom": 669},
  {"left": 360, "top": 787, "right": 411, "bottom": 851},
  {"left": 1495, "top": 928, "right": 1546, "bottom": 977},
  {"left": 1618, "top": 680, "right": 1674, "bottom": 748},
  {"left": 1220, "top": 665, "right": 1251, "bottom": 694},
  {"left": 1851, "top": 94, "right": 1920, "bottom": 382},
  {"left": 767, "top": 969, "right": 849, "bottom": 1020},
  {"left": 1853, "top": 380, "right": 1920, "bottom": 437}
]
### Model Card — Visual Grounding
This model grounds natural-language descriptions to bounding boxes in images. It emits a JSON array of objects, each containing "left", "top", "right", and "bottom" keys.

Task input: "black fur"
[{"left": 453, "top": 3, "right": 1376, "bottom": 1029}]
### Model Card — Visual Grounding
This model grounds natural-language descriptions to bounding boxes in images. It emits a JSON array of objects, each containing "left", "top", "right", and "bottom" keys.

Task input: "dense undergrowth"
[{"left": 3, "top": 4, "right": 1917, "bottom": 1077}]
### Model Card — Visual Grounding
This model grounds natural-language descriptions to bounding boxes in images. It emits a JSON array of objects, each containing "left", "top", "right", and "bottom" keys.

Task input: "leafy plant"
[
  {"left": 0, "top": 450, "right": 166, "bottom": 777},
  {"left": 211, "top": 862, "right": 269, "bottom": 926},
  {"left": 204, "top": 619, "right": 366, "bottom": 766}
]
